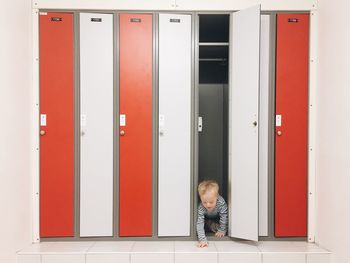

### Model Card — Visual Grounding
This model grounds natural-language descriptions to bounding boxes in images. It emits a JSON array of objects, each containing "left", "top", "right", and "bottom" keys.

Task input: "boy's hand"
[
  {"left": 215, "top": 231, "right": 225, "bottom": 238},
  {"left": 197, "top": 241, "right": 208, "bottom": 248}
]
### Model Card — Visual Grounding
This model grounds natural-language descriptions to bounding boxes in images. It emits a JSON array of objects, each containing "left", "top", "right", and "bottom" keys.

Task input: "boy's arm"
[
  {"left": 218, "top": 197, "right": 228, "bottom": 234},
  {"left": 196, "top": 205, "right": 207, "bottom": 242}
]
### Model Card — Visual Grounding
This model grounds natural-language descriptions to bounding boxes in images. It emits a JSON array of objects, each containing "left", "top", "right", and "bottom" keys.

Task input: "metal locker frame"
[{"left": 32, "top": 7, "right": 316, "bottom": 243}]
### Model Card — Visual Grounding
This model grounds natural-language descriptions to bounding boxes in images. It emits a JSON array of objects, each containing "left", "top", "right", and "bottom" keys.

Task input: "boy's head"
[{"left": 198, "top": 180, "right": 219, "bottom": 211}]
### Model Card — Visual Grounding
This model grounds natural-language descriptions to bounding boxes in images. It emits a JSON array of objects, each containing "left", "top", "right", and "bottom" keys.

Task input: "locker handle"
[
  {"left": 120, "top": 130, "right": 125, "bottom": 136},
  {"left": 277, "top": 130, "right": 282, "bottom": 136},
  {"left": 253, "top": 121, "right": 257, "bottom": 127},
  {"left": 40, "top": 130, "right": 46, "bottom": 136}
]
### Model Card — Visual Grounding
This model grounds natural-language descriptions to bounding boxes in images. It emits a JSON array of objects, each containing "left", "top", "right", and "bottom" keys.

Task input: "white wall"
[
  {"left": 0, "top": 0, "right": 32, "bottom": 262},
  {"left": 316, "top": 0, "right": 350, "bottom": 263}
]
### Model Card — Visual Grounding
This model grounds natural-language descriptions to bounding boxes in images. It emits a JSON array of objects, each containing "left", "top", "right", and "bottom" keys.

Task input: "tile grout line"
[{"left": 129, "top": 241, "right": 136, "bottom": 263}]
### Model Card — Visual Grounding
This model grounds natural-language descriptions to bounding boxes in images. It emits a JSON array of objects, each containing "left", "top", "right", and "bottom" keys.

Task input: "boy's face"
[{"left": 200, "top": 190, "right": 218, "bottom": 212}]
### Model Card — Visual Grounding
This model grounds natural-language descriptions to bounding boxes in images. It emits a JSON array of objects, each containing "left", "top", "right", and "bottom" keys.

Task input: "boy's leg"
[{"left": 205, "top": 219, "right": 220, "bottom": 233}]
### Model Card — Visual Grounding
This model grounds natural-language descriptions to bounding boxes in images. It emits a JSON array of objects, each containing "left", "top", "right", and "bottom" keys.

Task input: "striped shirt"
[{"left": 196, "top": 195, "right": 228, "bottom": 242}]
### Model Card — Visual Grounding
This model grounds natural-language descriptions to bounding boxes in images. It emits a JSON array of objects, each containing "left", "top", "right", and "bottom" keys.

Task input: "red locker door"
[
  {"left": 275, "top": 14, "right": 309, "bottom": 237},
  {"left": 39, "top": 12, "right": 74, "bottom": 237},
  {"left": 119, "top": 14, "right": 153, "bottom": 236}
]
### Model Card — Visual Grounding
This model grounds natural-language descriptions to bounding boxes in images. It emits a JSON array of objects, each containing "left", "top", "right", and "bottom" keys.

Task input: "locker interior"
[{"left": 198, "top": 14, "right": 230, "bottom": 205}]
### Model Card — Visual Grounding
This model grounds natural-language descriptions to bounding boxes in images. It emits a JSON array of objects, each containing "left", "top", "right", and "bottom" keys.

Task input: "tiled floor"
[{"left": 17, "top": 241, "right": 331, "bottom": 263}]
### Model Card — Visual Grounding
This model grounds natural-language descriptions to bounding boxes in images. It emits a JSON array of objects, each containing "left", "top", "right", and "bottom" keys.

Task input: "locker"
[
  {"left": 158, "top": 13, "right": 192, "bottom": 236},
  {"left": 228, "top": 5, "right": 260, "bottom": 241},
  {"left": 36, "top": 8, "right": 310, "bottom": 242},
  {"left": 275, "top": 14, "right": 309, "bottom": 237},
  {"left": 119, "top": 13, "right": 153, "bottom": 237},
  {"left": 79, "top": 13, "right": 114, "bottom": 237},
  {"left": 198, "top": 8, "right": 270, "bottom": 241},
  {"left": 39, "top": 12, "right": 74, "bottom": 237}
]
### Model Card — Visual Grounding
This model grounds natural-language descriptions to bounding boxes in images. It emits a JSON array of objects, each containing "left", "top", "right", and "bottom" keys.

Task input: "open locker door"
[{"left": 229, "top": 5, "right": 260, "bottom": 241}]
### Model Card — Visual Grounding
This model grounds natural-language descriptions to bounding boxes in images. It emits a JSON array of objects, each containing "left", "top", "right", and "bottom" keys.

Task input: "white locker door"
[
  {"left": 229, "top": 5, "right": 260, "bottom": 241},
  {"left": 259, "top": 14, "right": 271, "bottom": 237},
  {"left": 80, "top": 13, "right": 114, "bottom": 237},
  {"left": 158, "top": 13, "right": 192, "bottom": 236}
]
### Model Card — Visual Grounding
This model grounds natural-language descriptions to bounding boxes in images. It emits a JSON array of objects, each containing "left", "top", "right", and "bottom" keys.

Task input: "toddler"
[{"left": 196, "top": 180, "right": 228, "bottom": 248}]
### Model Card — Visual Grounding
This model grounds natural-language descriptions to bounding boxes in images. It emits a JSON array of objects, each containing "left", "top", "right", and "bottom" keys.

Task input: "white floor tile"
[
  {"left": 175, "top": 253, "right": 217, "bottom": 263},
  {"left": 44, "top": 242, "right": 94, "bottom": 254},
  {"left": 175, "top": 241, "right": 217, "bottom": 253},
  {"left": 88, "top": 241, "right": 134, "bottom": 253},
  {"left": 215, "top": 241, "right": 259, "bottom": 252},
  {"left": 258, "top": 241, "right": 299, "bottom": 253},
  {"left": 18, "top": 243, "right": 54, "bottom": 254},
  {"left": 42, "top": 254, "right": 85, "bottom": 263},
  {"left": 262, "top": 253, "right": 306, "bottom": 263},
  {"left": 131, "top": 253, "right": 174, "bottom": 263},
  {"left": 219, "top": 253, "right": 261, "bottom": 263},
  {"left": 307, "top": 253, "right": 331, "bottom": 263},
  {"left": 175, "top": 241, "right": 217, "bottom": 263},
  {"left": 17, "top": 255, "right": 41, "bottom": 263},
  {"left": 131, "top": 241, "right": 174, "bottom": 253},
  {"left": 258, "top": 241, "right": 330, "bottom": 254},
  {"left": 87, "top": 254, "right": 129, "bottom": 263},
  {"left": 292, "top": 242, "right": 331, "bottom": 253}
]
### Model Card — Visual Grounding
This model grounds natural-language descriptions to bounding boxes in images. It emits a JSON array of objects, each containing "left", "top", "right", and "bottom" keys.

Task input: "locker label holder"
[
  {"left": 288, "top": 18, "right": 299, "bottom": 23},
  {"left": 51, "top": 17, "right": 62, "bottom": 22},
  {"left": 91, "top": 18, "right": 102, "bottom": 22},
  {"left": 130, "top": 18, "right": 141, "bottom": 23}
]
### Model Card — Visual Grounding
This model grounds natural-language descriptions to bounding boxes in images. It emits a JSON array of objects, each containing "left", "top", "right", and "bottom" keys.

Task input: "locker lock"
[
  {"left": 120, "top": 130, "right": 125, "bottom": 136},
  {"left": 253, "top": 121, "right": 257, "bottom": 127},
  {"left": 40, "top": 130, "right": 46, "bottom": 136},
  {"left": 277, "top": 130, "right": 282, "bottom": 136}
]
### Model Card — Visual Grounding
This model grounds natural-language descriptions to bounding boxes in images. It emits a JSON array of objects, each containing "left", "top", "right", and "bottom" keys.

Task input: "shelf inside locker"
[
  {"left": 199, "top": 14, "right": 230, "bottom": 43},
  {"left": 199, "top": 45, "right": 228, "bottom": 84},
  {"left": 199, "top": 42, "right": 229, "bottom": 46}
]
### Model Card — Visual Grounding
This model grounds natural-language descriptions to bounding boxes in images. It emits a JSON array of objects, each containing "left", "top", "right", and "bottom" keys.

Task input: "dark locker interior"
[{"left": 198, "top": 15, "right": 229, "bottom": 202}]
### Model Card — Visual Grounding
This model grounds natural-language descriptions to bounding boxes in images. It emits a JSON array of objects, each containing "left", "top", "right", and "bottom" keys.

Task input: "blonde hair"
[{"left": 198, "top": 180, "right": 219, "bottom": 197}]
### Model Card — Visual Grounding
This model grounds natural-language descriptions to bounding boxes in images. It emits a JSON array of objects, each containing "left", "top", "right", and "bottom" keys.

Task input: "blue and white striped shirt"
[{"left": 196, "top": 195, "right": 228, "bottom": 242}]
